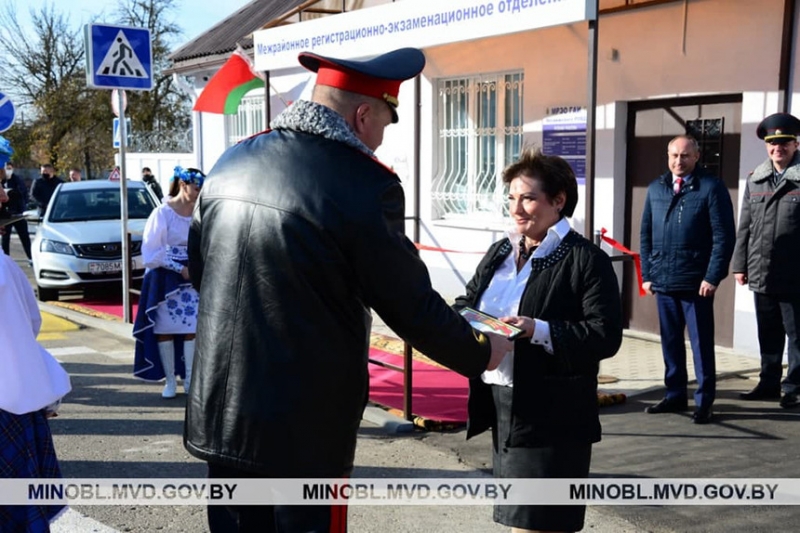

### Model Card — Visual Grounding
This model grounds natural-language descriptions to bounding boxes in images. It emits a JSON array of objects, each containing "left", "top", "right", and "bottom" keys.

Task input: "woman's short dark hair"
[{"left": 501, "top": 147, "right": 579, "bottom": 218}]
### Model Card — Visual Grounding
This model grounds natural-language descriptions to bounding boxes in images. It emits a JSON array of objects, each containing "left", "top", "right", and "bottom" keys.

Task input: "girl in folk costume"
[
  {"left": 0, "top": 137, "right": 72, "bottom": 531},
  {"left": 133, "top": 166, "right": 204, "bottom": 398}
]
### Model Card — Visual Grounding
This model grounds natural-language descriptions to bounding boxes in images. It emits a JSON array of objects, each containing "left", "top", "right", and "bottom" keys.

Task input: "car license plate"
[{"left": 89, "top": 261, "right": 122, "bottom": 274}]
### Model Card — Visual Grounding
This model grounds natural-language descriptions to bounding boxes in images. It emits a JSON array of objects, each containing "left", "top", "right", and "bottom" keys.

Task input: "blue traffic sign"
[
  {"left": 85, "top": 24, "right": 153, "bottom": 91},
  {"left": 0, "top": 91, "right": 15, "bottom": 133},
  {"left": 113, "top": 118, "right": 132, "bottom": 148}
]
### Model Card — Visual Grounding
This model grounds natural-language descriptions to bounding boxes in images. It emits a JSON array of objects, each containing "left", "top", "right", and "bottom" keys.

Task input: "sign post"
[
  {"left": 85, "top": 23, "right": 153, "bottom": 323},
  {"left": 117, "top": 89, "right": 131, "bottom": 318}
]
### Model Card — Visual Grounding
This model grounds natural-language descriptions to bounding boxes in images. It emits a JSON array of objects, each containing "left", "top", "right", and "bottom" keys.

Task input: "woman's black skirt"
[{"left": 491, "top": 384, "right": 591, "bottom": 532}]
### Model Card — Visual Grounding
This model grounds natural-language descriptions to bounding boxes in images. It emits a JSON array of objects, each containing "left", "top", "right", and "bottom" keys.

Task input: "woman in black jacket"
[{"left": 455, "top": 148, "right": 623, "bottom": 532}]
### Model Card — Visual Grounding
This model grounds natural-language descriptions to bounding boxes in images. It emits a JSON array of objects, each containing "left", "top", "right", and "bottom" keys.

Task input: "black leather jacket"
[{"left": 186, "top": 127, "right": 490, "bottom": 476}]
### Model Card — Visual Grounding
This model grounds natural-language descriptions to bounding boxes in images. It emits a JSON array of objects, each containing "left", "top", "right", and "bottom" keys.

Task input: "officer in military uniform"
[
  {"left": 733, "top": 112, "right": 800, "bottom": 409},
  {"left": 186, "top": 47, "right": 510, "bottom": 532}
]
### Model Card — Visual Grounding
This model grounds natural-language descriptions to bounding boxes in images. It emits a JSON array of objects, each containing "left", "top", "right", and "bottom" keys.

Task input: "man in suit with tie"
[
  {"left": 640, "top": 135, "right": 736, "bottom": 424},
  {"left": 734, "top": 113, "right": 800, "bottom": 409}
]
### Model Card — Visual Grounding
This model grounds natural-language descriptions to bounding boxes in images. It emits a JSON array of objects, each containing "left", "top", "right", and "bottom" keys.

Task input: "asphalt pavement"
[{"left": 38, "top": 310, "right": 642, "bottom": 533}]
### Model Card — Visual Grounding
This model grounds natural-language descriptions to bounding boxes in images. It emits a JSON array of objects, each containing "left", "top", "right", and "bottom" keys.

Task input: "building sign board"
[
  {"left": 254, "top": 0, "right": 595, "bottom": 71},
  {"left": 543, "top": 107, "right": 587, "bottom": 184}
]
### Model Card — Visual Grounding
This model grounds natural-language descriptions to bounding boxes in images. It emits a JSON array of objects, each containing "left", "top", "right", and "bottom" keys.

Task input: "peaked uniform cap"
[
  {"left": 298, "top": 48, "right": 426, "bottom": 123},
  {"left": 757, "top": 113, "right": 800, "bottom": 142}
]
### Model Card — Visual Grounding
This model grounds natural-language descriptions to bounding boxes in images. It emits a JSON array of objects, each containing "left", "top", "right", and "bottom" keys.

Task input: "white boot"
[
  {"left": 158, "top": 340, "right": 177, "bottom": 399},
  {"left": 183, "top": 339, "right": 195, "bottom": 394}
]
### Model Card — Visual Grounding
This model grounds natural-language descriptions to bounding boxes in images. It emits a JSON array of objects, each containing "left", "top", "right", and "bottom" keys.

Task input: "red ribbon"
[
  {"left": 599, "top": 228, "right": 646, "bottom": 297},
  {"left": 414, "top": 243, "right": 485, "bottom": 254},
  {"left": 416, "top": 233, "right": 646, "bottom": 297}
]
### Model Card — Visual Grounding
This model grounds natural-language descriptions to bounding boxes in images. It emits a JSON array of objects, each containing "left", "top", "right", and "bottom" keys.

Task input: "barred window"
[
  {"left": 224, "top": 94, "right": 265, "bottom": 146},
  {"left": 686, "top": 118, "right": 724, "bottom": 178},
  {"left": 432, "top": 72, "right": 524, "bottom": 220}
]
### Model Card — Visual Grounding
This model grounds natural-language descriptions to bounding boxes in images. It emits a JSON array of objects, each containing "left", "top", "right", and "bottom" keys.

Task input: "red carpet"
[
  {"left": 368, "top": 348, "right": 468, "bottom": 423},
  {"left": 74, "top": 295, "right": 136, "bottom": 319}
]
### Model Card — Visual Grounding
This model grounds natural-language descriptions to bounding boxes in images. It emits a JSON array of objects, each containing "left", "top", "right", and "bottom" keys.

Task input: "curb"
[
  {"left": 362, "top": 406, "right": 414, "bottom": 434},
  {"left": 39, "top": 301, "right": 133, "bottom": 342}
]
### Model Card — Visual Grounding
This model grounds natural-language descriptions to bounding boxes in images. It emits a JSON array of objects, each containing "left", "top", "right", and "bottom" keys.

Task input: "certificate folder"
[{"left": 458, "top": 306, "right": 524, "bottom": 340}]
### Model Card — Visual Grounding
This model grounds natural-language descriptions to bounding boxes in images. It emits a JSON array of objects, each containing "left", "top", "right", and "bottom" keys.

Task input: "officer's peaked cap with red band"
[{"left": 298, "top": 48, "right": 425, "bottom": 123}]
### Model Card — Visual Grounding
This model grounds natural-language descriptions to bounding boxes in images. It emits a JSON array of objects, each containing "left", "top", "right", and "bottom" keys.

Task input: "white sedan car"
[{"left": 32, "top": 180, "right": 159, "bottom": 301}]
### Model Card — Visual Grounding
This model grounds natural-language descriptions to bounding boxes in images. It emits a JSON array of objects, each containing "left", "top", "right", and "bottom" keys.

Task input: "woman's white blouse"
[
  {"left": 141, "top": 203, "right": 192, "bottom": 273},
  {"left": 478, "top": 217, "right": 571, "bottom": 387}
]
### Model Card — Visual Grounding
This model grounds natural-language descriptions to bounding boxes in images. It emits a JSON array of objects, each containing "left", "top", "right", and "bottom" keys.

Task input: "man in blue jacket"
[{"left": 640, "top": 135, "right": 736, "bottom": 424}]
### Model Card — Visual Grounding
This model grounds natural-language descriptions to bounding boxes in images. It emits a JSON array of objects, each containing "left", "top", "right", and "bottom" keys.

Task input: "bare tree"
[
  {"left": 115, "top": 0, "right": 191, "bottom": 137},
  {"left": 0, "top": 2, "right": 97, "bottom": 168},
  {"left": 0, "top": 0, "right": 191, "bottom": 174}
]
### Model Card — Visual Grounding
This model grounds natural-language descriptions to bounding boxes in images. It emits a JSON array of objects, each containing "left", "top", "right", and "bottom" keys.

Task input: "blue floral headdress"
[
  {"left": 0, "top": 135, "right": 13, "bottom": 167},
  {"left": 172, "top": 165, "right": 205, "bottom": 187}
]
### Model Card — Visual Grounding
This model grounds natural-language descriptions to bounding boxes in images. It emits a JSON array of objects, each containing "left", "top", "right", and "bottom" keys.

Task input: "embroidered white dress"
[{"left": 141, "top": 203, "right": 199, "bottom": 334}]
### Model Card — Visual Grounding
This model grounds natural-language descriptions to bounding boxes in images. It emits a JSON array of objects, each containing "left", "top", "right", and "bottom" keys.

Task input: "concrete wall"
[{"left": 121, "top": 153, "right": 196, "bottom": 195}]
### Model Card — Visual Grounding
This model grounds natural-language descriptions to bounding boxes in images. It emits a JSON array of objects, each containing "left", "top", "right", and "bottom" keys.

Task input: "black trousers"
[
  {"left": 206, "top": 462, "right": 347, "bottom": 533},
  {"left": 1, "top": 217, "right": 31, "bottom": 259},
  {"left": 754, "top": 292, "right": 800, "bottom": 394}
]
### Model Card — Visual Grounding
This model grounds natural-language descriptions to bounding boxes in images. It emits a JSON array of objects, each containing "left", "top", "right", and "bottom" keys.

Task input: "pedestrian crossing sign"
[{"left": 85, "top": 24, "right": 153, "bottom": 91}]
